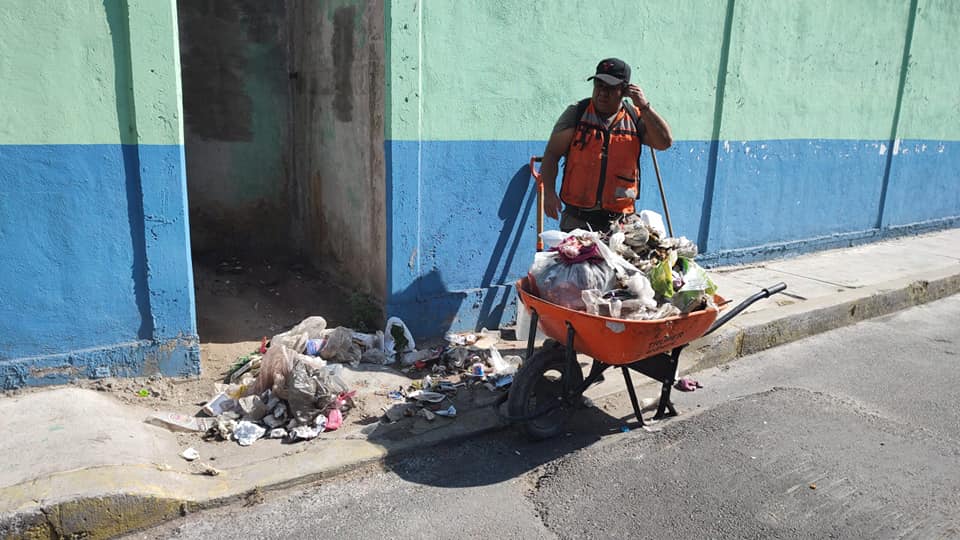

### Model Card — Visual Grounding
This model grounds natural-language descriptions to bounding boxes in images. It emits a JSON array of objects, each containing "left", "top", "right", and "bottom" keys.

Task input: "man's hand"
[
  {"left": 543, "top": 189, "right": 562, "bottom": 220},
  {"left": 540, "top": 127, "right": 575, "bottom": 220},
  {"left": 625, "top": 84, "right": 673, "bottom": 149},
  {"left": 626, "top": 83, "right": 650, "bottom": 110}
]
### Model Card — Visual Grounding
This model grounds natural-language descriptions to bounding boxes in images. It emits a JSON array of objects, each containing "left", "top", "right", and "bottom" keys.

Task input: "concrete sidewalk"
[{"left": 2, "top": 228, "right": 959, "bottom": 539}]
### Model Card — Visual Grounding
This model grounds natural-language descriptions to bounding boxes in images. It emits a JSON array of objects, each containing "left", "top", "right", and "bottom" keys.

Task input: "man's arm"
[
  {"left": 540, "top": 127, "right": 575, "bottom": 219},
  {"left": 626, "top": 84, "right": 672, "bottom": 150}
]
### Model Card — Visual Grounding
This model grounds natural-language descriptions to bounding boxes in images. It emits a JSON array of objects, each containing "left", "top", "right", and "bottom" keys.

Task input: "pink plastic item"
[{"left": 325, "top": 409, "right": 343, "bottom": 431}]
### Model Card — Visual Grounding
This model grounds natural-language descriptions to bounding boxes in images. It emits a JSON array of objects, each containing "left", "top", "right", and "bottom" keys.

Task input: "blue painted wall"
[{"left": 0, "top": 1, "right": 198, "bottom": 389}]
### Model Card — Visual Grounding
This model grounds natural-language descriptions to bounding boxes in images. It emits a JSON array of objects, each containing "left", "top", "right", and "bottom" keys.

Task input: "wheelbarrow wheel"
[{"left": 508, "top": 339, "right": 584, "bottom": 440}]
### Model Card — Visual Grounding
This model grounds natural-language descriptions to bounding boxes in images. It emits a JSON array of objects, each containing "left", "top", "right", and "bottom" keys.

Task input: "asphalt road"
[{"left": 124, "top": 295, "right": 960, "bottom": 539}]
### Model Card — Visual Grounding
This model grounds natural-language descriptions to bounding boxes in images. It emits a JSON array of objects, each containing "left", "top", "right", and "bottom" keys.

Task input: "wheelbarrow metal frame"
[{"left": 517, "top": 283, "right": 786, "bottom": 428}]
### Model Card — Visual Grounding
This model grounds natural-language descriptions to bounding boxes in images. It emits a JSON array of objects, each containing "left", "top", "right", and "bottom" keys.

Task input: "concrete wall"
[
  {"left": 289, "top": 0, "right": 386, "bottom": 299},
  {"left": 0, "top": 0, "right": 198, "bottom": 388},
  {"left": 385, "top": 0, "right": 960, "bottom": 337},
  {"left": 179, "top": 0, "right": 386, "bottom": 298},
  {"left": 177, "top": 0, "right": 291, "bottom": 253}
]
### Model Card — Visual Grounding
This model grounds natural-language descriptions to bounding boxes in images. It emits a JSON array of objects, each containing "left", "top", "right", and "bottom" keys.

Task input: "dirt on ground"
[
  {"left": 2, "top": 254, "right": 394, "bottom": 429},
  {"left": 2, "top": 253, "right": 522, "bottom": 456}
]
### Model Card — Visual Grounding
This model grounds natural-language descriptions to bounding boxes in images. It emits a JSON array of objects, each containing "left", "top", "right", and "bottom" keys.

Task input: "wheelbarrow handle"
[
  {"left": 530, "top": 156, "right": 544, "bottom": 251},
  {"left": 763, "top": 282, "right": 787, "bottom": 296},
  {"left": 704, "top": 282, "right": 787, "bottom": 336}
]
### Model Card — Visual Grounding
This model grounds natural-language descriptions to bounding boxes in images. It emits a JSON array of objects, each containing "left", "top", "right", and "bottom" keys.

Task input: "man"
[{"left": 540, "top": 58, "right": 673, "bottom": 232}]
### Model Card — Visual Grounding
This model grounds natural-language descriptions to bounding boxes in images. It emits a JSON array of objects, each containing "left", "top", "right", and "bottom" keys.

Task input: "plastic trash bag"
[
  {"left": 528, "top": 252, "right": 615, "bottom": 311},
  {"left": 271, "top": 316, "right": 328, "bottom": 352},
  {"left": 234, "top": 421, "right": 266, "bottom": 446},
  {"left": 638, "top": 210, "right": 667, "bottom": 237},
  {"left": 361, "top": 348, "right": 389, "bottom": 365},
  {"left": 676, "top": 236, "right": 699, "bottom": 258},
  {"left": 250, "top": 345, "right": 295, "bottom": 398},
  {"left": 319, "top": 327, "right": 362, "bottom": 366},
  {"left": 648, "top": 258, "right": 675, "bottom": 299},
  {"left": 384, "top": 317, "right": 416, "bottom": 363},
  {"left": 539, "top": 230, "right": 569, "bottom": 250},
  {"left": 285, "top": 358, "right": 335, "bottom": 425},
  {"left": 672, "top": 258, "right": 718, "bottom": 313},
  {"left": 623, "top": 273, "right": 657, "bottom": 310},
  {"left": 488, "top": 347, "right": 518, "bottom": 375}
]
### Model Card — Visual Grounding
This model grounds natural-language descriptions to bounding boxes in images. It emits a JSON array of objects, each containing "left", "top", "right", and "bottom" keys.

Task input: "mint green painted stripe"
[
  {"left": 897, "top": 0, "right": 960, "bottom": 140},
  {"left": 0, "top": 0, "right": 181, "bottom": 145},
  {"left": 386, "top": 0, "right": 422, "bottom": 143},
  {"left": 389, "top": 0, "right": 960, "bottom": 143},
  {"left": 128, "top": 0, "right": 183, "bottom": 146},
  {"left": 388, "top": 0, "right": 728, "bottom": 142},
  {"left": 721, "top": 0, "right": 912, "bottom": 141}
]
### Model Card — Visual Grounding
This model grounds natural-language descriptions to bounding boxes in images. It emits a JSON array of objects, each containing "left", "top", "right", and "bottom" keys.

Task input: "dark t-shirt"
[{"left": 551, "top": 101, "right": 645, "bottom": 134}]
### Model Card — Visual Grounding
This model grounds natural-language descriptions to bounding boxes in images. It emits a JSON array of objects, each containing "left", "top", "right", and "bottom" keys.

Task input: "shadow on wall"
[
  {"left": 475, "top": 164, "right": 537, "bottom": 330},
  {"left": 104, "top": 0, "right": 154, "bottom": 341},
  {"left": 389, "top": 162, "right": 536, "bottom": 337},
  {"left": 393, "top": 269, "right": 467, "bottom": 338}
]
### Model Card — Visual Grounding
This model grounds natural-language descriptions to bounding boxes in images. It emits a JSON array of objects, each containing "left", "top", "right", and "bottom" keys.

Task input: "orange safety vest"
[{"left": 560, "top": 101, "right": 643, "bottom": 213}]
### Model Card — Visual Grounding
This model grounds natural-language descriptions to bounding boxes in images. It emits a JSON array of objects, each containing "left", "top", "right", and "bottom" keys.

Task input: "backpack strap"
[
  {"left": 574, "top": 97, "right": 591, "bottom": 126},
  {"left": 621, "top": 100, "right": 645, "bottom": 195}
]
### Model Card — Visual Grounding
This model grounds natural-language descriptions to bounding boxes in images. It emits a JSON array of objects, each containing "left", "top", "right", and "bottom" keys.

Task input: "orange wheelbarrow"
[{"left": 507, "top": 156, "right": 786, "bottom": 439}]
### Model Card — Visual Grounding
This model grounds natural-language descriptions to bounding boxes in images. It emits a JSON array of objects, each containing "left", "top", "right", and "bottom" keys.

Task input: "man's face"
[{"left": 592, "top": 80, "right": 624, "bottom": 115}]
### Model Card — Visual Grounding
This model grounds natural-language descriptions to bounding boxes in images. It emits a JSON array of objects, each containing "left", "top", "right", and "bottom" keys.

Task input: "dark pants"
[{"left": 559, "top": 207, "right": 623, "bottom": 233}]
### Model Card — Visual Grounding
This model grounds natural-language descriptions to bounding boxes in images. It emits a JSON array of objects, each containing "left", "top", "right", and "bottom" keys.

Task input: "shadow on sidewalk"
[{"left": 378, "top": 398, "right": 651, "bottom": 489}]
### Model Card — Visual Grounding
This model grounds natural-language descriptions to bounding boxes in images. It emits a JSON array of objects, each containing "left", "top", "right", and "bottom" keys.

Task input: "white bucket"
[{"left": 515, "top": 300, "right": 545, "bottom": 342}]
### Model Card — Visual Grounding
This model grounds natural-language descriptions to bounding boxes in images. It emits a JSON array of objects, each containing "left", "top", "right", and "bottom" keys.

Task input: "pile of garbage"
[
  {"left": 527, "top": 210, "right": 718, "bottom": 320},
  {"left": 381, "top": 337, "right": 521, "bottom": 423},
  {"left": 146, "top": 316, "right": 524, "bottom": 446}
]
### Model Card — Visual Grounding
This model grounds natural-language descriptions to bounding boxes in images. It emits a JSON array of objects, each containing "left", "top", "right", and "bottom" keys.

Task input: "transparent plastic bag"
[
  {"left": 539, "top": 230, "right": 569, "bottom": 250},
  {"left": 319, "top": 327, "right": 362, "bottom": 366},
  {"left": 285, "top": 358, "right": 335, "bottom": 425},
  {"left": 530, "top": 258, "right": 615, "bottom": 310},
  {"left": 250, "top": 345, "right": 295, "bottom": 398},
  {"left": 271, "top": 316, "right": 327, "bottom": 352},
  {"left": 671, "top": 258, "right": 718, "bottom": 313}
]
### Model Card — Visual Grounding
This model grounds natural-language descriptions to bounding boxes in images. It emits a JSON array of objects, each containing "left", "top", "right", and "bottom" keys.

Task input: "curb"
[
  {"left": 0, "top": 407, "right": 508, "bottom": 540},
  {"left": 680, "top": 266, "right": 960, "bottom": 377},
  {"left": 2, "top": 267, "right": 958, "bottom": 539}
]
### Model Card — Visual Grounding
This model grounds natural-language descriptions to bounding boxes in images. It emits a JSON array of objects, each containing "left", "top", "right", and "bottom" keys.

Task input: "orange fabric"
[{"left": 560, "top": 101, "right": 642, "bottom": 213}]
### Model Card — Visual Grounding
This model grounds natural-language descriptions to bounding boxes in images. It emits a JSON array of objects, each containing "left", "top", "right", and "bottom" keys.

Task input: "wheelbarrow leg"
[
  {"left": 525, "top": 308, "right": 539, "bottom": 361},
  {"left": 621, "top": 367, "right": 645, "bottom": 427},
  {"left": 653, "top": 348, "right": 682, "bottom": 420}
]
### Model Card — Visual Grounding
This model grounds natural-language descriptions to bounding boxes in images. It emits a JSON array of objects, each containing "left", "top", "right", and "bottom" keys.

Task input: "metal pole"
[{"left": 650, "top": 150, "right": 673, "bottom": 237}]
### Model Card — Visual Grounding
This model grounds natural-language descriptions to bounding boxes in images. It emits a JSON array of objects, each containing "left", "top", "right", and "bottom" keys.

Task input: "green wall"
[
  {"left": 388, "top": 0, "right": 728, "bottom": 142},
  {"left": 388, "top": 0, "right": 960, "bottom": 143},
  {"left": 0, "top": 0, "right": 181, "bottom": 145},
  {"left": 898, "top": 0, "right": 960, "bottom": 140}
]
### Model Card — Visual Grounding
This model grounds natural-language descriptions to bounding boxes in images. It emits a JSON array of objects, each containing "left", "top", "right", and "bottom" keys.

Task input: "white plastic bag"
[
  {"left": 638, "top": 210, "right": 667, "bottom": 237},
  {"left": 319, "top": 327, "right": 362, "bottom": 366},
  {"left": 539, "top": 230, "right": 569, "bottom": 250},
  {"left": 488, "top": 347, "right": 518, "bottom": 375},
  {"left": 384, "top": 317, "right": 416, "bottom": 363},
  {"left": 271, "top": 316, "right": 328, "bottom": 352}
]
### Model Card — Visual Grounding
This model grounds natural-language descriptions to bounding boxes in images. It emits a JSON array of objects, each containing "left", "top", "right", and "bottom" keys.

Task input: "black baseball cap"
[{"left": 588, "top": 58, "right": 631, "bottom": 86}]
